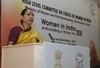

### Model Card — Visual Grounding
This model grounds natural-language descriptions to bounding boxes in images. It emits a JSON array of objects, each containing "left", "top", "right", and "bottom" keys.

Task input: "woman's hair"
[{"left": 20, "top": 8, "right": 33, "bottom": 23}]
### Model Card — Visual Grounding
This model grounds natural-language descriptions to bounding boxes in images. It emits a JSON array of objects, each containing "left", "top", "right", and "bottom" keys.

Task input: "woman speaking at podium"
[{"left": 7, "top": 8, "right": 41, "bottom": 45}]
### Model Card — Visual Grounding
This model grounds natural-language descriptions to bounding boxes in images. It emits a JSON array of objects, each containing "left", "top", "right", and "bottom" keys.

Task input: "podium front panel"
[{"left": 1, "top": 43, "right": 43, "bottom": 68}]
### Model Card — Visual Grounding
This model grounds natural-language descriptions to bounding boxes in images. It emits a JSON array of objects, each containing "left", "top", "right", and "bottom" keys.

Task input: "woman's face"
[{"left": 22, "top": 9, "right": 34, "bottom": 25}]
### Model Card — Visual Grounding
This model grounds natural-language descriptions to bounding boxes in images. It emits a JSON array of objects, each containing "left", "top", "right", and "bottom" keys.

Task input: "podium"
[
  {"left": 1, "top": 42, "right": 90, "bottom": 68},
  {"left": 1, "top": 43, "right": 43, "bottom": 68}
]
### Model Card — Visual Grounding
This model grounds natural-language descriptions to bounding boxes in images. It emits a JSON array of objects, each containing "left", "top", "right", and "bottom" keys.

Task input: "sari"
[{"left": 17, "top": 27, "right": 41, "bottom": 44}]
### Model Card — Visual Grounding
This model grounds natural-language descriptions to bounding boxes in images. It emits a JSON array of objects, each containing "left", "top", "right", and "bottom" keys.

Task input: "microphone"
[
  {"left": 36, "top": 38, "right": 40, "bottom": 43},
  {"left": 48, "top": 33, "right": 53, "bottom": 40}
]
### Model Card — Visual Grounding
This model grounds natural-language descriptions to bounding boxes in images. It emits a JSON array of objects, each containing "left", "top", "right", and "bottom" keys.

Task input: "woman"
[{"left": 7, "top": 8, "right": 41, "bottom": 45}]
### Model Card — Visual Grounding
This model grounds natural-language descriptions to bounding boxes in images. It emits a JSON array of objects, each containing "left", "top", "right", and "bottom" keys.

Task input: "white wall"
[
  {"left": 98, "top": 1, "right": 100, "bottom": 39},
  {"left": 98, "top": 3, "right": 100, "bottom": 41},
  {"left": 98, "top": 2, "right": 100, "bottom": 60}
]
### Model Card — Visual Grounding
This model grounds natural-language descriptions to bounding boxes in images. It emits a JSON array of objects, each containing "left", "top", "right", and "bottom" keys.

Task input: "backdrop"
[{"left": 1, "top": 0, "right": 100, "bottom": 64}]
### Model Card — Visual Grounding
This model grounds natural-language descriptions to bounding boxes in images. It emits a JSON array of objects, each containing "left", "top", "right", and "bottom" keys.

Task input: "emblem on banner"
[
  {"left": 89, "top": 0, "right": 96, "bottom": 16},
  {"left": 54, "top": 49, "right": 62, "bottom": 68}
]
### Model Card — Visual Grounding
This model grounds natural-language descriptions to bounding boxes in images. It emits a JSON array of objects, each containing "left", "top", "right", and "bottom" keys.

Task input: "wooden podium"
[
  {"left": 1, "top": 43, "right": 43, "bottom": 68},
  {"left": 1, "top": 42, "right": 90, "bottom": 68}
]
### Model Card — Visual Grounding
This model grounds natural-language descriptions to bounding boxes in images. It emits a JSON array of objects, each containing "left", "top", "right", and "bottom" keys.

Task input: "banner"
[
  {"left": 44, "top": 42, "right": 90, "bottom": 68},
  {"left": 1, "top": 0, "right": 100, "bottom": 66}
]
